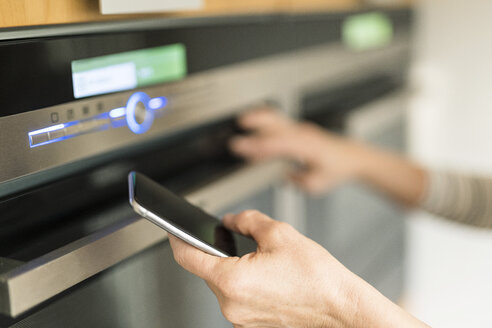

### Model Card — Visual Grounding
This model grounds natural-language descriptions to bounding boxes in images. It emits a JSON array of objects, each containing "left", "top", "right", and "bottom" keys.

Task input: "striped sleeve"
[{"left": 419, "top": 170, "right": 492, "bottom": 228}]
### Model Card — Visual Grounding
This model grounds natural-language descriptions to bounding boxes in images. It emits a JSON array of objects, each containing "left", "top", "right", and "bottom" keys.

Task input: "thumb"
[{"left": 222, "top": 210, "right": 285, "bottom": 252}]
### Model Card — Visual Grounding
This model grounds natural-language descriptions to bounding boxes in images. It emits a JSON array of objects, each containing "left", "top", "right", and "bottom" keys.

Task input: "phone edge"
[{"left": 128, "top": 172, "right": 230, "bottom": 258}]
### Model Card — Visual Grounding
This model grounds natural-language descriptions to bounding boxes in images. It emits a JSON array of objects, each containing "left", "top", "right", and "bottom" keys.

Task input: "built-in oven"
[
  {"left": 0, "top": 9, "right": 413, "bottom": 327},
  {"left": 0, "top": 118, "right": 286, "bottom": 327}
]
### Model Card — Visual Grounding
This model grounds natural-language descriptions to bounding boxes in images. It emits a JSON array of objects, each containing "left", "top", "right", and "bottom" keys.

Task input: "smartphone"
[{"left": 128, "top": 171, "right": 257, "bottom": 257}]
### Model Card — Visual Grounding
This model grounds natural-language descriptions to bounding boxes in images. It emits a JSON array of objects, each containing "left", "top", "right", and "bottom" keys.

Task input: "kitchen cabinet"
[{"left": 287, "top": 0, "right": 360, "bottom": 12}]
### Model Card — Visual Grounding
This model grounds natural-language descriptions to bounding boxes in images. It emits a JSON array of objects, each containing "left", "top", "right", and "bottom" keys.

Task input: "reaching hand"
[
  {"left": 230, "top": 107, "right": 428, "bottom": 205},
  {"left": 229, "top": 108, "right": 366, "bottom": 194}
]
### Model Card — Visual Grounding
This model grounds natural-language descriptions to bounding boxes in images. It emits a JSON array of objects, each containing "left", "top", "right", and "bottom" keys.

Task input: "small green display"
[
  {"left": 342, "top": 12, "right": 393, "bottom": 51},
  {"left": 72, "top": 43, "right": 187, "bottom": 98}
]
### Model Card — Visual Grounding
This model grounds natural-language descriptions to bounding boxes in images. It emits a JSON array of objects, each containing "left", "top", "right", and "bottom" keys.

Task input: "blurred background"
[{"left": 407, "top": 0, "right": 492, "bottom": 326}]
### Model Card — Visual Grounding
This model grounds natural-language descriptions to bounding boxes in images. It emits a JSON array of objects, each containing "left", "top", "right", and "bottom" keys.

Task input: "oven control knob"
[{"left": 125, "top": 92, "right": 154, "bottom": 134}]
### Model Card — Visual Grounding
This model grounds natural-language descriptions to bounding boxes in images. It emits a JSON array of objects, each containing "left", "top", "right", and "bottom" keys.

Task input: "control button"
[
  {"left": 109, "top": 107, "right": 126, "bottom": 119},
  {"left": 30, "top": 133, "right": 50, "bottom": 146},
  {"left": 50, "top": 112, "right": 59, "bottom": 123},
  {"left": 82, "top": 106, "right": 90, "bottom": 115},
  {"left": 148, "top": 97, "right": 168, "bottom": 110},
  {"left": 67, "top": 109, "right": 75, "bottom": 120},
  {"left": 125, "top": 92, "right": 154, "bottom": 135},
  {"left": 48, "top": 128, "right": 66, "bottom": 140}
]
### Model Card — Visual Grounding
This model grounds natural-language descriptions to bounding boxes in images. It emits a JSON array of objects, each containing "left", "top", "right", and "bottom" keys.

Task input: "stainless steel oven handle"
[
  {"left": 185, "top": 159, "right": 289, "bottom": 214},
  {"left": 0, "top": 159, "right": 289, "bottom": 318}
]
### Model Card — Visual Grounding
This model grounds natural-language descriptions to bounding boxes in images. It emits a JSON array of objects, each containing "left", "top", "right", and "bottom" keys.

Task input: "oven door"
[{"left": 0, "top": 117, "right": 289, "bottom": 328}]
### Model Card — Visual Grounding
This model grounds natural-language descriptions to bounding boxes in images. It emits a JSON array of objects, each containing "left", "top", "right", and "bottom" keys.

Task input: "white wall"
[{"left": 407, "top": 0, "right": 492, "bottom": 326}]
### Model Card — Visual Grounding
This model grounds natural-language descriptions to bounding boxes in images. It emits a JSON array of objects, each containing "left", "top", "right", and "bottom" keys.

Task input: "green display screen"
[
  {"left": 72, "top": 43, "right": 187, "bottom": 98},
  {"left": 342, "top": 13, "right": 393, "bottom": 51}
]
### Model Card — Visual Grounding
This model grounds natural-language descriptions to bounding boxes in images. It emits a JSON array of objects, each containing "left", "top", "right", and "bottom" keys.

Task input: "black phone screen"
[{"left": 130, "top": 172, "right": 257, "bottom": 257}]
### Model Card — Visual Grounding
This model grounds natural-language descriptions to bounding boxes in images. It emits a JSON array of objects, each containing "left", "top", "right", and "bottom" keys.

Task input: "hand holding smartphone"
[{"left": 128, "top": 171, "right": 257, "bottom": 257}]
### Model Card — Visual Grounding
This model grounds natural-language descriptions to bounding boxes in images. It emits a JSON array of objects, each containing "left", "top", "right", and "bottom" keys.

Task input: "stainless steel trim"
[
  {"left": 185, "top": 160, "right": 289, "bottom": 213},
  {"left": 0, "top": 10, "right": 409, "bottom": 42},
  {"left": 0, "top": 15, "right": 278, "bottom": 41},
  {"left": 0, "top": 159, "right": 289, "bottom": 318},
  {"left": 0, "top": 38, "right": 409, "bottom": 192},
  {"left": 0, "top": 218, "right": 166, "bottom": 318}
]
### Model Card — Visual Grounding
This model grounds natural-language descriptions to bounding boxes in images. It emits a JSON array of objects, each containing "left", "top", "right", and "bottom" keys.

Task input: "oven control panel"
[{"left": 28, "top": 92, "right": 168, "bottom": 148}]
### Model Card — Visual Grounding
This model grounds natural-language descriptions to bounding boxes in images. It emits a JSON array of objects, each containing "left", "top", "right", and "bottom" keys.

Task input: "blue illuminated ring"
[{"left": 125, "top": 92, "right": 154, "bottom": 134}]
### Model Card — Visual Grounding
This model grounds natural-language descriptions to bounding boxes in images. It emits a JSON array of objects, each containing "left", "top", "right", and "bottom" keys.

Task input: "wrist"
[
  {"left": 330, "top": 274, "right": 371, "bottom": 328},
  {"left": 312, "top": 269, "right": 371, "bottom": 328},
  {"left": 344, "top": 277, "right": 430, "bottom": 328},
  {"left": 322, "top": 135, "right": 374, "bottom": 183},
  {"left": 343, "top": 140, "right": 380, "bottom": 182}
]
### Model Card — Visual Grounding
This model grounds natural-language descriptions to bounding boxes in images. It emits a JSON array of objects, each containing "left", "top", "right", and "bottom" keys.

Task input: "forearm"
[
  {"left": 352, "top": 142, "right": 492, "bottom": 228},
  {"left": 349, "top": 141, "right": 428, "bottom": 207}
]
